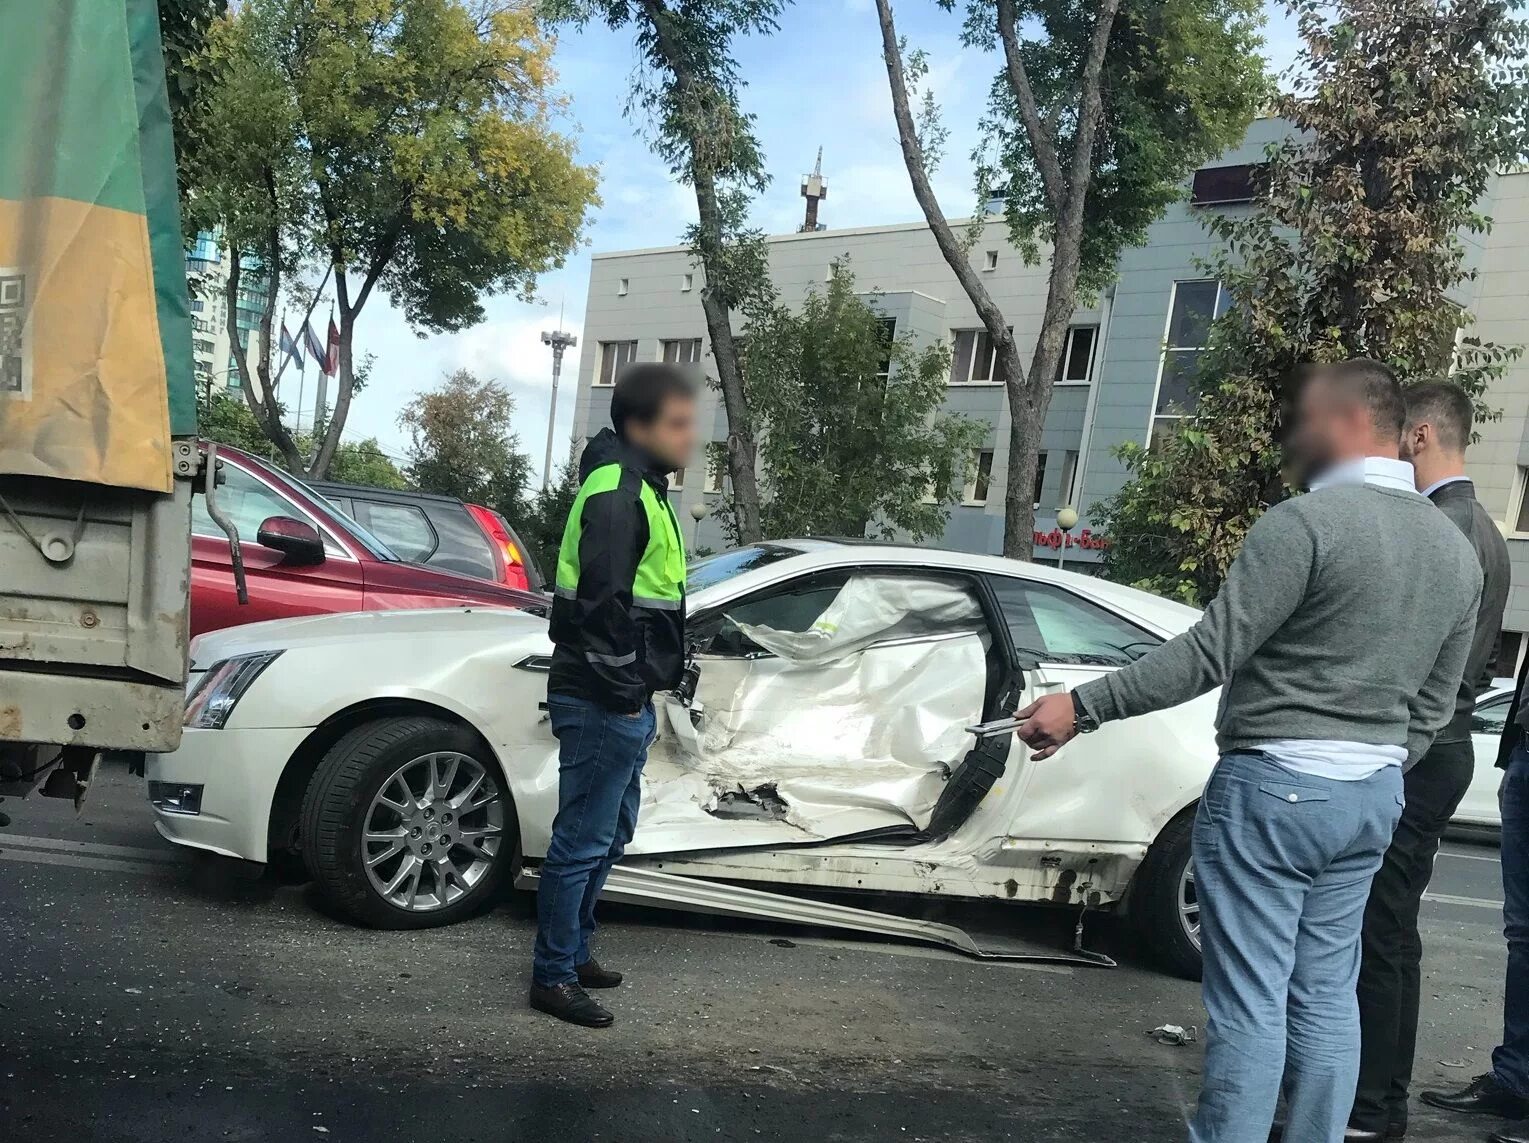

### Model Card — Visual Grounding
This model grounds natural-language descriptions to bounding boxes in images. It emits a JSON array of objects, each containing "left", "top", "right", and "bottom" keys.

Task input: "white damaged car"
[{"left": 145, "top": 540, "right": 1219, "bottom": 977}]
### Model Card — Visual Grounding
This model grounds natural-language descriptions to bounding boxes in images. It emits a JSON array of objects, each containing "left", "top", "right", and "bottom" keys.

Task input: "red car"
[{"left": 191, "top": 446, "right": 544, "bottom": 638}]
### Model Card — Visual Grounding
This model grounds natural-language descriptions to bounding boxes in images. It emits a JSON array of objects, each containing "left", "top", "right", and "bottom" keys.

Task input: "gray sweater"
[{"left": 1075, "top": 484, "right": 1483, "bottom": 765}]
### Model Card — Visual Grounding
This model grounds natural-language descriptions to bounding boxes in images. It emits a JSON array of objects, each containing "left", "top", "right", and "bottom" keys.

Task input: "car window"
[
  {"left": 192, "top": 463, "right": 321, "bottom": 543},
  {"left": 705, "top": 572, "right": 852, "bottom": 656},
  {"left": 355, "top": 501, "right": 437, "bottom": 564},
  {"left": 424, "top": 504, "right": 497, "bottom": 580},
  {"left": 1473, "top": 695, "right": 1512, "bottom": 736},
  {"left": 985, "top": 575, "right": 1160, "bottom": 667},
  {"left": 688, "top": 544, "right": 811, "bottom": 592}
]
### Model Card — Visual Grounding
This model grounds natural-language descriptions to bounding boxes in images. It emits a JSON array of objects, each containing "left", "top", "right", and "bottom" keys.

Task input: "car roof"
[{"left": 308, "top": 480, "right": 464, "bottom": 508}]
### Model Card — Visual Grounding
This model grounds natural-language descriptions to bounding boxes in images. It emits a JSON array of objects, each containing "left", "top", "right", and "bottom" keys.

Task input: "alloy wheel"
[
  {"left": 1179, "top": 858, "right": 1201, "bottom": 948},
  {"left": 361, "top": 751, "right": 505, "bottom": 912}
]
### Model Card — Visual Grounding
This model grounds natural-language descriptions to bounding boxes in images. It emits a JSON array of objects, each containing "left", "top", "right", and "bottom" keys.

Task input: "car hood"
[{"left": 189, "top": 606, "right": 550, "bottom": 669}]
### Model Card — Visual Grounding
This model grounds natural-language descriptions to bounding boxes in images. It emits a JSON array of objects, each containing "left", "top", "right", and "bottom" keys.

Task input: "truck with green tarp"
[{"left": 0, "top": 0, "right": 198, "bottom": 809}]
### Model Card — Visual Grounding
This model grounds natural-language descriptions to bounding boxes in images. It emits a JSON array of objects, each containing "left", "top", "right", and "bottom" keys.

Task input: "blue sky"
[{"left": 335, "top": 0, "right": 1302, "bottom": 475}]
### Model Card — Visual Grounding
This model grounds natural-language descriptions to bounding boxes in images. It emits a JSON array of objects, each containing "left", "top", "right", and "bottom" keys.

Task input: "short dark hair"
[
  {"left": 1404, "top": 378, "right": 1474, "bottom": 453},
  {"left": 610, "top": 363, "right": 698, "bottom": 438},
  {"left": 1311, "top": 358, "right": 1406, "bottom": 439}
]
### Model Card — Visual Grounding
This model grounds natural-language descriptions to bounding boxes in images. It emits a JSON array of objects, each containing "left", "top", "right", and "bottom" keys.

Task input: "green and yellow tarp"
[{"left": 0, "top": 0, "right": 195, "bottom": 494}]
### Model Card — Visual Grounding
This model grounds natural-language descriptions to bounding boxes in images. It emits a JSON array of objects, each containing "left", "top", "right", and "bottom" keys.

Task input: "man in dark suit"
[{"left": 1353, "top": 381, "right": 1510, "bottom": 1139}]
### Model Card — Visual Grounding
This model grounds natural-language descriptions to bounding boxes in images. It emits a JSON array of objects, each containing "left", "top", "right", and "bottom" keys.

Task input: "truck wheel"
[
  {"left": 1133, "top": 810, "right": 1202, "bottom": 980},
  {"left": 300, "top": 717, "right": 516, "bottom": 930}
]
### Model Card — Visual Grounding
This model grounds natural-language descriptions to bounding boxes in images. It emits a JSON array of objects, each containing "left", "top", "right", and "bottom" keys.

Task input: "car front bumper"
[{"left": 143, "top": 726, "right": 314, "bottom": 863}]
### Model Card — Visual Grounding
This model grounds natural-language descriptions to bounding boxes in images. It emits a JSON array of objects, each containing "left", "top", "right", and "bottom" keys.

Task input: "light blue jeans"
[{"left": 1189, "top": 750, "right": 1404, "bottom": 1143}]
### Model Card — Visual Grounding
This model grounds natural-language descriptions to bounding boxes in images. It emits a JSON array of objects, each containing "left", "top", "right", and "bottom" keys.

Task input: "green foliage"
[
  {"left": 711, "top": 264, "right": 984, "bottom": 544},
  {"left": 184, "top": 0, "right": 599, "bottom": 473},
  {"left": 955, "top": 0, "right": 1270, "bottom": 298},
  {"left": 157, "top": 0, "right": 228, "bottom": 218},
  {"left": 1098, "top": 0, "right": 1529, "bottom": 603},
  {"left": 515, "top": 460, "right": 581, "bottom": 581},
  {"left": 198, "top": 391, "right": 408, "bottom": 488},
  {"left": 399, "top": 369, "right": 532, "bottom": 514}
]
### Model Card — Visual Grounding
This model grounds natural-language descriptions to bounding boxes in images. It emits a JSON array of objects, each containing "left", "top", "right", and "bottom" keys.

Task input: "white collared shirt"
[{"left": 1256, "top": 456, "right": 1416, "bottom": 781}]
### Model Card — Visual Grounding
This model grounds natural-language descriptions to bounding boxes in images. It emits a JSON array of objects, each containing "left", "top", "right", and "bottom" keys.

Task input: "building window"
[
  {"left": 1059, "top": 449, "right": 1080, "bottom": 507},
  {"left": 1057, "top": 326, "right": 1097, "bottom": 385},
  {"left": 668, "top": 468, "right": 684, "bottom": 491},
  {"left": 950, "top": 329, "right": 1007, "bottom": 385},
  {"left": 193, "top": 338, "right": 215, "bottom": 358},
  {"left": 190, "top": 298, "right": 204, "bottom": 314},
  {"left": 703, "top": 449, "right": 727, "bottom": 494},
  {"left": 661, "top": 338, "right": 702, "bottom": 364},
  {"left": 1189, "top": 163, "right": 1266, "bottom": 206},
  {"left": 681, "top": 273, "right": 694, "bottom": 292},
  {"left": 876, "top": 317, "right": 897, "bottom": 380},
  {"left": 618, "top": 278, "right": 629, "bottom": 296},
  {"left": 964, "top": 449, "right": 995, "bottom": 506},
  {"left": 1032, "top": 452, "right": 1048, "bottom": 509},
  {"left": 983, "top": 250, "right": 999, "bottom": 271},
  {"left": 1150, "top": 280, "right": 1229, "bottom": 442},
  {"left": 595, "top": 340, "right": 637, "bottom": 386}
]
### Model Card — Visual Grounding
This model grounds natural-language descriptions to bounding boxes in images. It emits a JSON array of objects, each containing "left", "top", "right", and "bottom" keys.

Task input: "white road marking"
[
  {"left": 0, "top": 833, "right": 178, "bottom": 864},
  {"left": 0, "top": 847, "right": 172, "bottom": 876},
  {"left": 1424, "top": 891, "right": 1503, "bottom": 911},
  {"left": 1438, "top": 849, "right": 1501, "bottom": 864}
]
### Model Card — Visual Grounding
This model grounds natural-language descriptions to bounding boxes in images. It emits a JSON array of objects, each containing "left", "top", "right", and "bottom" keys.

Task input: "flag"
[
  {"left": 302, "top": 320, "right": 324, "bottom": 363},
  {"left": 279, "top": 324, "right": 302, "bottom": 368},
  {"left": 325, "top": 315, "right": 340, "bottom": 377},
  {"left": 0, "top": 0, "right": 193, "bottom": 492}
]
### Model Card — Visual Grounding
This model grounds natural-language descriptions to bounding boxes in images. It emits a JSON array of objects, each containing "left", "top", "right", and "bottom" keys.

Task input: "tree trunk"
[
  {"left": 223, "top": 234, "right": 303, "bottom": 473},
  {"left": 639, "top": 0, "right": 764, "bottom": 544}
]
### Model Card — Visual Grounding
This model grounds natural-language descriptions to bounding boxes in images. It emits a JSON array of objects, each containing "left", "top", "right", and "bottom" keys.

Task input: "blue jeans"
[
  {"left": 1493, "top": 741, "right": 1529, "bottom": 1094},
  {"left": 1190, "top": 751, "right": 1404, "bottom": 1143},
  {"left": 532, "top": 695, "right": 655, "bottom": 988}
]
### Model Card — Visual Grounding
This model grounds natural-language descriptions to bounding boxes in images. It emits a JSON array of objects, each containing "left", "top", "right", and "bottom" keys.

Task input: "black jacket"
[
  {"left": 547, "top": 429, "right": 687, "bottom": 713},
  {"left": 1426, "top": 480, "right": 1508, "bottom": 749}
]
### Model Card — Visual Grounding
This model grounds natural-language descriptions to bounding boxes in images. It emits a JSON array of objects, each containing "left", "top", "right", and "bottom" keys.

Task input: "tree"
[
  {"left": 710, "top": 263, "right": 984, "bottom": 543},
  {"left": 1097, "top": 0, "right": 1529, "bottom": 604},
  {"left": 516, "top": 459, "right": 581, "bottom": 580},
  {"left": 549, "top": 0, "right": 786, "bottom": 544},
  {"left": 399, "top": 369, "right": 532, "bottom": 514},
  {"left": 874, "top": 0, "right": 1266, "bottom": 557},
  {"left": 157, "top": 0, "right": 227, "bottom": 214},
  {"left": 188, "top": 0, "right": 599, "bottom": 477},
  {"left": 198, "top": 391, "right": 408, "bottom": 489}
]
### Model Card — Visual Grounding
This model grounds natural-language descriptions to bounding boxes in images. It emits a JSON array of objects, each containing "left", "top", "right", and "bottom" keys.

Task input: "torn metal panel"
[
  {"left": 630, "top": 574, "right": 988, "bottom": 855},
  {"left": 516, "top": 864, "right": 1115, "bottom": 967}
]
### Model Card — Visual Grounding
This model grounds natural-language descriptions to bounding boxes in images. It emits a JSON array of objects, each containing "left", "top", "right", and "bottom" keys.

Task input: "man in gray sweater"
[{"left": 1016, "top": 360, "right": 1482, "bottom": 1143}]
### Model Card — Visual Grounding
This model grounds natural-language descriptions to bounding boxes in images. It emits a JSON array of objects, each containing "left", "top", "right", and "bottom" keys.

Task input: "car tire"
[
  {"left": 1133, "top": 810, "right": 1202, "bottom": 981},
  {"left": 299, "top": 716, "right": 517, "bottom": 930}
]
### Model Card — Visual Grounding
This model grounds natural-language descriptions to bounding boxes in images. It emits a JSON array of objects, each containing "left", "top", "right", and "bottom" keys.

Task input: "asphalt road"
[{"left": 0, "top": 763, "right": 1517, "bottom": 1142}]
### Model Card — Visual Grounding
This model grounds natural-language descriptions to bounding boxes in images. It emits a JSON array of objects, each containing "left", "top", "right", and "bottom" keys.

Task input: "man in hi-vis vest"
[{"left": 531, "top": 364, "right": 697, "bottom": 1027}]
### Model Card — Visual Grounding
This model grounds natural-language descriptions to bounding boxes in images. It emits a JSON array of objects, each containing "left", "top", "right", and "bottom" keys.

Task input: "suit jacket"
[{"left": 1427, "top": 480, "right": 1509, "bottom": 756}]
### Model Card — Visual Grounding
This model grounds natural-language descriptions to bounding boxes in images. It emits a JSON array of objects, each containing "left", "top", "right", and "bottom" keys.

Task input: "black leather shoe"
[
  {"left": 528, "top": 981, "right": 614, "bottom": 1028},
  {"left": 1491, "top": 1129, "right": 1529, "bottom": 1143},
  {"left": 1269, "top": 1125, "right": 1398, "bottom": 1141},
  {"left": 1420, "top": 1073, "right": 1529, "bottom": 1118},
  {"left": 575, "top": 959, "right": 623, "bottom": 989}
]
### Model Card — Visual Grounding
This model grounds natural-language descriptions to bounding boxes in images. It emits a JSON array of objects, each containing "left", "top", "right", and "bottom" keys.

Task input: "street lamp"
[
  {"left": 689, "top": 501, "right": 709, "bottom": 553},
  {"left": 541, "top": 329, "right": 578, "bottom": 488},
  {"left": 1055, "top": 504, "right": 1079, "bottom": 572}
]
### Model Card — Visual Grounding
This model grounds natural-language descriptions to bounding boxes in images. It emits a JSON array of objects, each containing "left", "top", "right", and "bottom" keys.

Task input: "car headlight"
[{"left": 184, "top": 651, "right": 283, "bottom": 729}]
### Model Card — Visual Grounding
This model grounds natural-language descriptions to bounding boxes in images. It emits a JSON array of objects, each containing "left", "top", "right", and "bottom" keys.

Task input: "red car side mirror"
[{"left": 256, "top": 516, "right": 326, "bottom": 565}]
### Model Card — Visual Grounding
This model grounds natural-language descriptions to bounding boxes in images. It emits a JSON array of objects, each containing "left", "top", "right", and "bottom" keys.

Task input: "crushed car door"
[{"left": 627, "top": 568, "right": 1024, "bottom": 856}]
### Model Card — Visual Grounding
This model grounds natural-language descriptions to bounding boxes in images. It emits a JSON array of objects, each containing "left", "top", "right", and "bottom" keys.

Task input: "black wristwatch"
[{"left": 1071, "top": 691, "right": 1100, "bottom": 734}]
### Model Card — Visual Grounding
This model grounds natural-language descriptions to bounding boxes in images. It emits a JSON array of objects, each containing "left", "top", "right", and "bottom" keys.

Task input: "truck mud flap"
[{"left": 516, "top": 864, "right": 1115, "bottom": 968}]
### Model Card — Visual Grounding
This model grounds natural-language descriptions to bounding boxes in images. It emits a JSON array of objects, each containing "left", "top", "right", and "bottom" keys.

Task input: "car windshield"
[
  {"left": 687, "top": 543, "right": 810, "bottom": 591},
  {"left": 280, "top": 468, "right": 400, "bottom": 561}
]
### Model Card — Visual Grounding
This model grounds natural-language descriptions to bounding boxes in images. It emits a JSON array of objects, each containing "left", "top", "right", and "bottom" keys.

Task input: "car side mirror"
[{"left": 256, "top": 516, "right": 325, "bottom": 565}]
